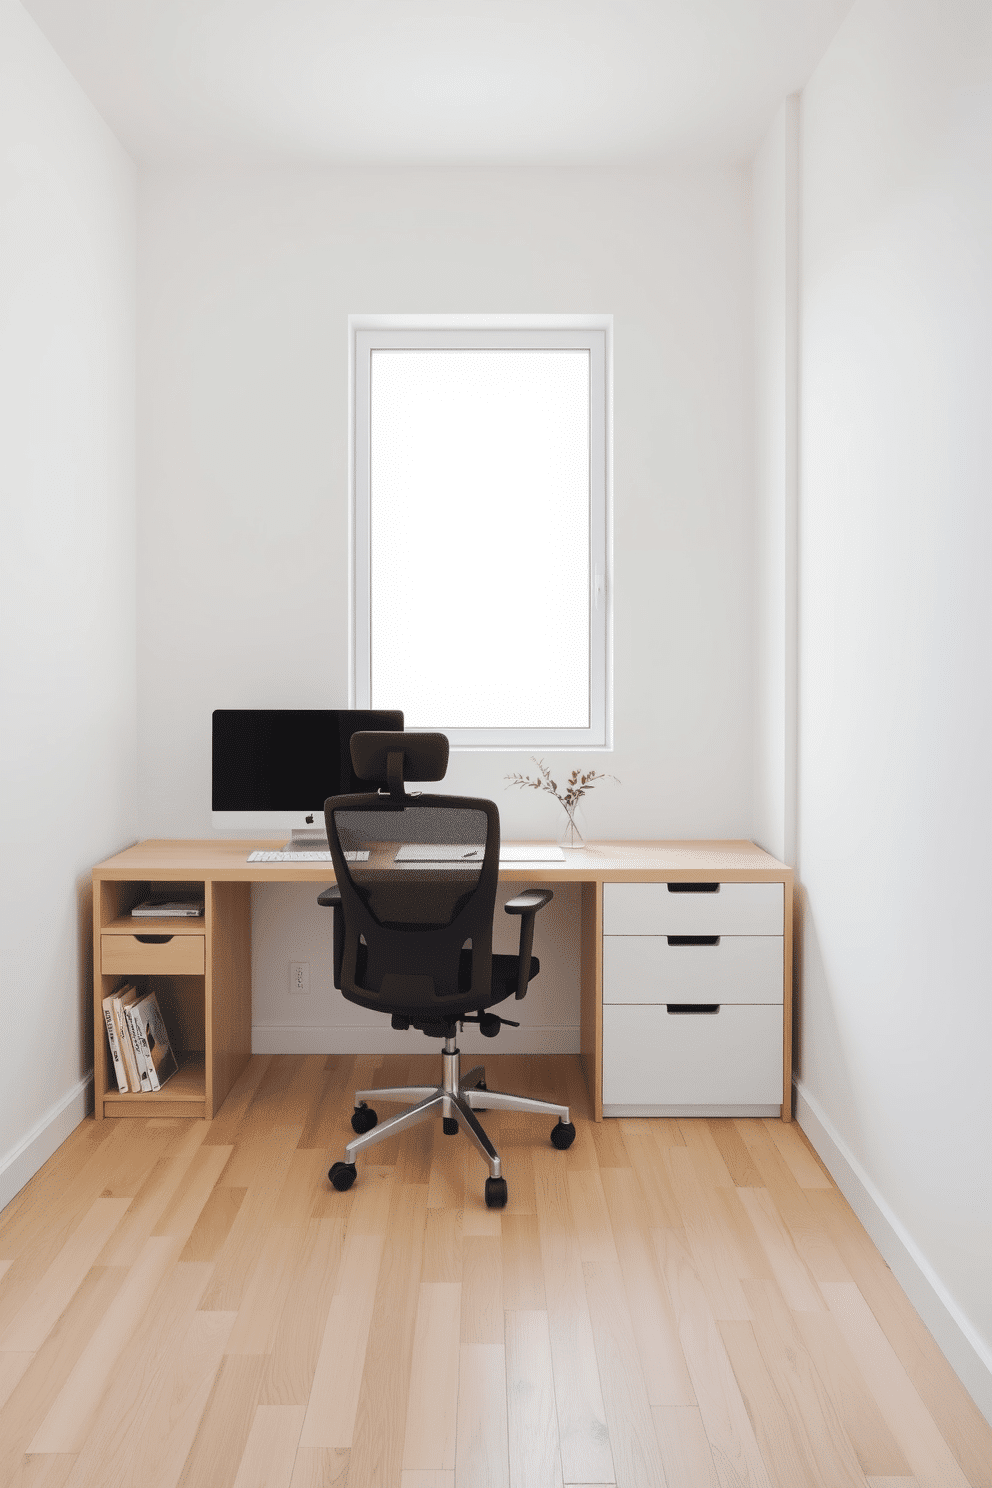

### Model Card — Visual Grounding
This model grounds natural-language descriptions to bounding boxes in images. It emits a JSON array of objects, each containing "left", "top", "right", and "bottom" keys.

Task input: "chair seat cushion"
[{"left": 484, "top": 951, "right": 540, "bottom": 1001}]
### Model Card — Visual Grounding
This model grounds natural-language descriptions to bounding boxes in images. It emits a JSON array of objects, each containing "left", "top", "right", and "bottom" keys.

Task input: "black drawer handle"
[
  {"left": 667, "top": 935, "right": 720, "bottom": 947},
  {"left": 667, "top": 1004, "right": 720, "bottom": 1014},
  {"left": 667, "top": 882, "right": 719, "bottom": 893},
  {"left": 134, "top": 934, "right": 174, "bottom": 944}
]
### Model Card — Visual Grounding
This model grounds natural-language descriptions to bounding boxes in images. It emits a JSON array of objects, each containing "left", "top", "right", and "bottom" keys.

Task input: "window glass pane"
[{"left": 368, "top": 349, "right": 590, "bottom": 730}]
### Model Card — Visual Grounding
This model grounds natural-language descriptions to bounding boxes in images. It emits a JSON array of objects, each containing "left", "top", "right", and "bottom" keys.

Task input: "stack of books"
[
  {"left": 102, "top": 985, "right": 180, "bottom": 1093},
  {"left": 131, "top": 898, "right": 204, "bottom": 919}
]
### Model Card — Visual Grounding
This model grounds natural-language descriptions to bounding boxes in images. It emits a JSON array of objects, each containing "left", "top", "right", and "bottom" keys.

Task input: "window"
[{"left": 351, "top": 316, "right": 612, "bottom": 749}]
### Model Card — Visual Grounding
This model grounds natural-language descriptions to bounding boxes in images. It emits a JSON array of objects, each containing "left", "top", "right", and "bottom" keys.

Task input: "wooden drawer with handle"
[{"left": 101, "top": 933, "right": 205, "bottom": 976}]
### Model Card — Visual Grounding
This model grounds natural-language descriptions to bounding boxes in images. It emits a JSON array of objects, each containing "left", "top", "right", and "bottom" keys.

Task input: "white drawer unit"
[
  {"left": 603, "top": 1004, "right": 784, "bottom": 1111},
  {"left": 603, "top": 934, "right": 783, "bottom": 1005},
  {"left": 603, "top": 880, "right": 783, "bottom": 935},
  {"left": 602, "top": 878, "right": 786, "bottom": 1117}
]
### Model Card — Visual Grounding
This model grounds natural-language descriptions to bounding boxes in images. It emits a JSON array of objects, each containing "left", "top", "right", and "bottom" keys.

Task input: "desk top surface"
[{"left": 93, "top": 838, "right": 792, "bottom": 884}]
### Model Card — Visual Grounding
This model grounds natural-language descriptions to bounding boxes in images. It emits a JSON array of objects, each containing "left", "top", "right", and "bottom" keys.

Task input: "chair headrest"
[{"left": 350, "top": 731, "right": 449, "bottom": 789}]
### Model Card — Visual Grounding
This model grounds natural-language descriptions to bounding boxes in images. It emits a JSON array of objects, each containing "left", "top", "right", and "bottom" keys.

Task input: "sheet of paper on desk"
[
  {"left": 393, "top": 844, "right": 566, "bottom": 864},
  {"left": 394, "top": 844, "right": 485, "bottom": 862}
]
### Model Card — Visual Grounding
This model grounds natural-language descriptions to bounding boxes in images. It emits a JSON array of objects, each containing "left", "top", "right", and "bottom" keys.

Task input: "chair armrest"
[
  {"left": 504, "top": 888, "right": 553, "bottom": 997},
  {"left": 317, "top": 884, "right": 343, "bottom": 986},
  {"left": 504, "top": 889, "right": 553, "bottom": 915}
]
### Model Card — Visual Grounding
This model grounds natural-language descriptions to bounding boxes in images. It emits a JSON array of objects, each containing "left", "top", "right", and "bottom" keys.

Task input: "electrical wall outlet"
[{"left": 289, "top": 960, "right": 310, "bottom": 996}]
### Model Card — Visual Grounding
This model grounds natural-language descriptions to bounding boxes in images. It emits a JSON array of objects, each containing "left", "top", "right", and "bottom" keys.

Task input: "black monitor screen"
[{"left": 211, "top": 709, "right": 404, "bottom": 810}]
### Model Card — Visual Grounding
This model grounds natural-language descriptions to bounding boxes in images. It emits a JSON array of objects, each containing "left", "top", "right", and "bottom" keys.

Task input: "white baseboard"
[
  {"left": 252, "top": 1025, "right": 581, "bottom": 1056},
  {"left": 795, "top": 1078, "right": 992, "bottom": 1428},
  {"left": 0, "top": 1073, "right": 94, "bottom": 1216}
]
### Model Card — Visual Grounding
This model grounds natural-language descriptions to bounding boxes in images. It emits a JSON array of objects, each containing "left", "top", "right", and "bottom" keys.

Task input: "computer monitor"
[{"left": 211, "top": 709, "right": 404, "bottom": 842}]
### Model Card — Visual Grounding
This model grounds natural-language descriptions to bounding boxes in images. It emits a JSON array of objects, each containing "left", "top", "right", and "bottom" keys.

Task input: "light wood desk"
[{"left": 92, "top": 838, "right": 793, "bottom": 1123}]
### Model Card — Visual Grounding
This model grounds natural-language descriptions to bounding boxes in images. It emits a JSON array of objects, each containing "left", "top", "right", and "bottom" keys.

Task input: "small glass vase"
[{"left": 558, "top": 804, "right": 586, "bottom": 850}]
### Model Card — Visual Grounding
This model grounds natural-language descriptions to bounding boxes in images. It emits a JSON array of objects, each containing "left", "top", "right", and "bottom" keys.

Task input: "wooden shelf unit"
[{"left": 93, "top": 870, "right": 250, "bottom": 1120}]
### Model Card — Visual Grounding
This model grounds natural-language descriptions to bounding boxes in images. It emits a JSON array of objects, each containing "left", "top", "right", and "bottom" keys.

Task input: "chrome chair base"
[{"left": 341, "top": 1037, "right": 571, "bottom": 1181}]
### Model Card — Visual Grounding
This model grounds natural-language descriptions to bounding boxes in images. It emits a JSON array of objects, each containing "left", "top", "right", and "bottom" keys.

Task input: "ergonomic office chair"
[{"left": 318, "top": 730, "right": 575, "bottom": 1208}]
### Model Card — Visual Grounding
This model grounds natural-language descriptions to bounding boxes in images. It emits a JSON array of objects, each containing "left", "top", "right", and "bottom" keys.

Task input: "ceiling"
[{"left": 23, "top": 0, "right": 854, "bottom": 165}]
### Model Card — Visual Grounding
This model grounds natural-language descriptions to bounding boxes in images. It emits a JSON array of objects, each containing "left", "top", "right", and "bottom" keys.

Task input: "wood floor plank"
[
  {"left": 652, "top": 1405, "right": 720, "bottom": 1488},
  {"left": 664, "top": 1147, "right": 753, "bottom": 1322},
  {"left": 9, "top": 1452, "right": 78, "bottom": 1488},
  {"left": 764, "top": 1120, "right": 832, "bottom": 1189},
  {"left": 28, "top": 1234, "right": 182, "bottom": 1453},
  {"left": 502, "top": 1213, "right": 547, "bottom": 1311},
  {"left": 821, "top": 1281, "right": 973, "bottom": 1488},
  {"left": 460, "top": 1236, "right": 504, "bottom": 1346},
  {"left": 655, "top": 1228, "right": 774, "bottom": 1488},
  {"left": 735, "top": 1188, "right": 825, "bottom": 1313},
  {"left": 0, "top": 1197, "right": 132, "bottom": 1351},
  {"left": 196, "top": 1126, "right": 302, "bottom": 1312},
  {"left": 178, "top": 1184, "right": 246, "bottom": 1263},
  {"left": 741, "top": 1278, "right": 868, "bottom": 1488},
  {"left": 505, "top": 1310, "right": 563, "bottom": 1488},
  {"left": 230, "top": 1403, "right": 307, "bottom": 1488},
  {"left": 455, "top": 1343, "right": 510, "bottom": 1488},
  {"left": 676, "top": 1119, "right": 737, "bottom": 1189},
  {"left": 260, "top": 1217, "right": 346, "bottom": 1408},
  {"left": 619, "top": 1124, "right": 683, "bottom": 1231},
  {"left": 347, "top": 1180, "right": 430, "bottom": 1488},
  {"left": 57, "top": 1260, "right": 216, "bottom": 1488},
  {"left": 568, "top": 1168, "right": 622, "bottom": 1266},
  {"left": 0, "top": 1351, "right": 32, "bottom": 1410},
  {"left": 718, "top": 1320, "right": 820, "bottom": 1488},
  {"left": 422, "top": 1205, "right": 463, "bottom": 1283},
  {"left": 809, "top": 1188, "right": 992, "bottom": 1488},
  {"left": 176, "top": 1353, "right": 268, "bottom": 1488},
  {"left": 400, "top": 1472, "right": 454, "bottom": 1488},
  {"left": 794, "top": 1308, "right": 912, "bottom": 1478},
  {"left": 138, "top": 1308, "right": 237, "bottom": 1488},
  {"left": 707, "top": 1186, "right": 775, "bottom": 1284},
  {"left": 150, "top": 1141, "right": 235, "bottom": 1246},
  {"left": 0, "top": 1267, "right": 124, "bottom": 1486},
  {"left": 96, "top": 1121, "right": 212, "bottom": 1267},
  {"left": 705, "top": 1120, "right": 765, "bottom": 1188},
  {"left": 582, "top": 1255, "right": 670, "bottom": 1488},
  {"left": 402, "top": 1282, "right": 461, "bottom": 1473},
  {"left": 531, "top": 1150, "right": 615, "bottom": 1487},
  {"left": 288, "top": 1448, "right": 349, "bottom": 1488},
  {"left": 736, "top": 1121, "right": 852, "bottom": 1287},
  {"left": 201, "top": 1056, "right": 273, "bottom": 1148},
  {"left": 599, "top": 1166, "right": 696, "bottom": 1408},
  {"left": 296, "top": 1233, "right": 386, "bottom": 1449}
]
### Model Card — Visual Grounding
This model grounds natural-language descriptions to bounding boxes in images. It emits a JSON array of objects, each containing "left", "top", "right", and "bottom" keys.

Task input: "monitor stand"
[{"left": 280, "top": 827, "right": 330, "bottom": 853}]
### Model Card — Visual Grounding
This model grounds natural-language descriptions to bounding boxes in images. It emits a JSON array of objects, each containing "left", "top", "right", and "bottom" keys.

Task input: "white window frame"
[{"left": 350, "top": 314, "right": 612, "bottom": 750}]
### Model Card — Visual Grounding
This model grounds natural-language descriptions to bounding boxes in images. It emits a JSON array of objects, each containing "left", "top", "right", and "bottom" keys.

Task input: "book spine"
[
  {"left": 124, "top": 1004, "right": 154, "bottom": 1091},
  {"left": 102, "top": 999, "right": 128, "bottom": 1093},
  {"left": 112, "top": 990, "right": 138, "bottom": 1092}
]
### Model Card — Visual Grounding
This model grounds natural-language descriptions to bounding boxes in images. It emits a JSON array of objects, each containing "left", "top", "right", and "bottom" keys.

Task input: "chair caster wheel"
[
  {"left": 551, "top": 1119, "right": 576, "bottom": 1150},
  {"left": 351, "top": 1103, "right": 378, "bottom": 1134},
  {"left": 485, "top": 1177, "right": 508, "bottom": 1209},
  {"left": 328, "top": 1161, "right": 357, "bottom": 1191},
  {"left": 443, "top": 1117, "right": 459, "bottom": 1135},
  {"left": 473, "top": 1078, "right": 487, "bottom": 1111}
]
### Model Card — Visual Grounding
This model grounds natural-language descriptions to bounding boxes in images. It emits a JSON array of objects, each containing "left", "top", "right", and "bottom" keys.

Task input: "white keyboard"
[{"left": 247, "top": 850, "right": 368, "bottom": 863}]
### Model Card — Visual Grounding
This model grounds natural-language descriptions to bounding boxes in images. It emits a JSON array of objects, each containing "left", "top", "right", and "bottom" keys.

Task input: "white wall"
[
  {"left": 751, "top": 98, "right": 799, "bottom": 867},
  {"left": 0, "top": 1, "right": 136, "bottom": 1203},
  {"left": 797, "top": 0, "right": 992, "bottom": 1417},
  {"left": 136, "top": 163, "right": 755, "bottom": 1051}
]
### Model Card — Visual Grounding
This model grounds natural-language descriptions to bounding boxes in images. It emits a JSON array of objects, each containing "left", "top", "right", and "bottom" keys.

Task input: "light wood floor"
[{"left": 0, "top": 1054, "right": 989, "bottom": 1488}]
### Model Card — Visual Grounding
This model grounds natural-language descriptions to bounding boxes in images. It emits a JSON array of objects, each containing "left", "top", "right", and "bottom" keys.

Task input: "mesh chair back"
[{"left": 324, "top": 791, "right": 501, "bottom": 1022}]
